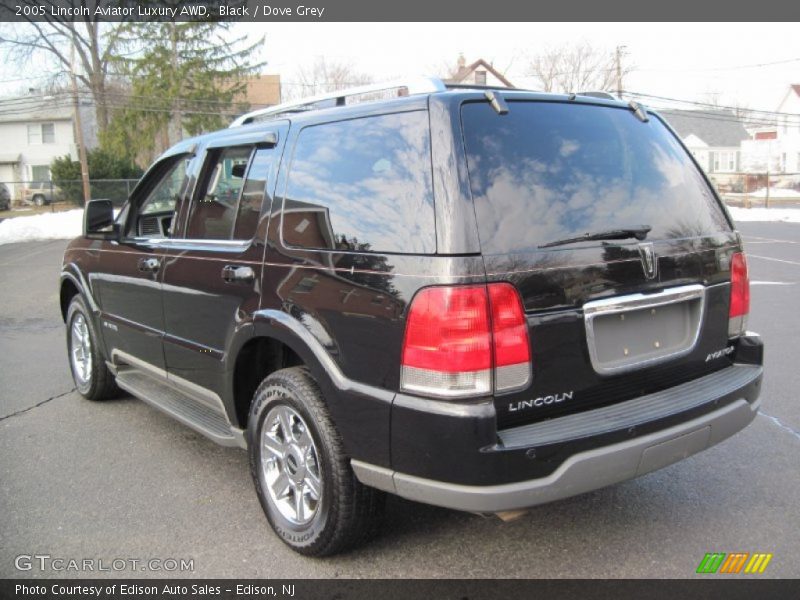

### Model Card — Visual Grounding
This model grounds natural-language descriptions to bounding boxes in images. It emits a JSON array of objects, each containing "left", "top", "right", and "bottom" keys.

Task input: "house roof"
[
  {"left": 659, "top": 109, "right": 750, "bottom": 147},
  {"left": 445, "top": 58, "right": 515, "bottom": 88},
  {"left": 0, "top": 94, "right": 74, "bottom": 124}
]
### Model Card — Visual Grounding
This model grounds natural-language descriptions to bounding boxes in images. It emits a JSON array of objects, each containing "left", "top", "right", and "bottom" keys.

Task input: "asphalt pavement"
[{"left": 1, "top": 223, "right": 798, "bottom": 578}]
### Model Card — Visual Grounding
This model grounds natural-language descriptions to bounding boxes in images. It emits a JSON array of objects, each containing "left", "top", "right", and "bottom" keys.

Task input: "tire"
[
  {"left": 33, "top": 194, "right": 45, "bottom": 207},
  {"left": 66, "top": 295, "right": 118, "bottom": 400},
  {"left": 248, "top": 366, "right": 385, "bottom": 556}
]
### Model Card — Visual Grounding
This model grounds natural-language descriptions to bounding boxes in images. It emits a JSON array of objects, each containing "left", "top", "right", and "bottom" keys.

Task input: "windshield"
[{"left": 461, "top": 101, "right": 731, "bottom": 255}]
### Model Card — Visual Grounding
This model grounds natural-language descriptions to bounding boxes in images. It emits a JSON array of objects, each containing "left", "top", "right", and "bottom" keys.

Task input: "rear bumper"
[
  {"left": 353, "top": 354, "right": 763, "bottom": 512},
  {"left": 354, "top": 393, "right": 759, "bottom": 512}
]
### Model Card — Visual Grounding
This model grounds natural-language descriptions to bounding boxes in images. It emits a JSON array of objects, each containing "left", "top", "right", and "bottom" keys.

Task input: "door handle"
[
  {"left": 222, "top": 265, "right": 255, "bottom": 283},
  {"left": 138, "top": 257, "right": 161, "bottom": 273}
]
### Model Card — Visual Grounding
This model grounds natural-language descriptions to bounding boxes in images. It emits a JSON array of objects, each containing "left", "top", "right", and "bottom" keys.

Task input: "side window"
[
  {"left": 186, "top": 146, "right": 252, "bottom": 240},
  {"left": 234, "top": 148, "right": 274, "bottom": 240},
  {"left": 282, "top": 111, "right": 436, "bottom": 254},
  {"left": 133, "top": 156, "right": 191, "bottom": 238},
  {"left": 139, "top": 157, "right": 190, "bottom": 216}
]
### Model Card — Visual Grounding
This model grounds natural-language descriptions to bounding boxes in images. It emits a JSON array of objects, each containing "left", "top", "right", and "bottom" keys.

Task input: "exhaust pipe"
[{"left": 494, "top": 509, "right": 529, "bottom": 522}]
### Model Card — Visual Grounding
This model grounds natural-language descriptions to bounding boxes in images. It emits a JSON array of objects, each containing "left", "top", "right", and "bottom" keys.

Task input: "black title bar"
[
  {"left": 2, "top": 579, "right": 800, "bottom": 600},
  {"left": 0, "top": 0, "right": 799, "bottom": 22}
]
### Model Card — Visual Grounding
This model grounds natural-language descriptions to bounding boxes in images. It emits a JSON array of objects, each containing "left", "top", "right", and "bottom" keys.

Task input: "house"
[
  {"left": 659, "top": 109, "right": 750, "bottom": 178},
  {"left": 239, "top": 74, "right": 281, "bottom": 108},
  {"left": 739, "top": 84, "right": 800, "bottom": 174},
  {"left": 444, "top": 55, "right": 515, "bottom": 88},
  {"left": 0, "top": 92, "right": 95, "bottom": 201}
]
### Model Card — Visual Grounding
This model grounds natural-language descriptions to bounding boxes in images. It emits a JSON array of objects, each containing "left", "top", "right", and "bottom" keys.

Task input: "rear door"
[
  {"left": 160, "top": 125, "right": 287, "bottom": 402},
  {"left": 460, "top": 99, "right": 739, "bottom": 428}
]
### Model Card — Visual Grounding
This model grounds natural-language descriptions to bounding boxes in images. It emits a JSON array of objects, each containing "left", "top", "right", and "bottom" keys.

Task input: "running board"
[{"left": 115, "top": 368, "right": 246, "bottom": 449}]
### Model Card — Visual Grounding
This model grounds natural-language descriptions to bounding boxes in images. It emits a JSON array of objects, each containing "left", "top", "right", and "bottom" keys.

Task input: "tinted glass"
[
  {"left": 233, "top": 148, "right": 273, "bottom": 240},
  {"left": 283, "top": 111, "right": 435, "bottom": 254},
  {"left": 139, "top": 157, "right": 190, "bottom": 215},
  {"left": 461, "top": 102, "right": 731, "bottom": 255},
  {"left": 187, "top": 146, "right": 252, "bottom": 240}
]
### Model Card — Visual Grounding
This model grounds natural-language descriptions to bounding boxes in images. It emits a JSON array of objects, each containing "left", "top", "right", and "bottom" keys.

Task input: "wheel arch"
[
  {"left": 60, "top": 268, "right": 99, "bottom": 322},
  {"left": 228, "top": 309, "right": 394, "bottom": 467}
]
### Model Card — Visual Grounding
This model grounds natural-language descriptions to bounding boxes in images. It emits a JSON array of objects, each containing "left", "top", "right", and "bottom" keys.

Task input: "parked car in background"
[
  {"left": 60, "top": 78, "right": 763, "bottom": 556},
  {"left": 24, "top": 182, "right": 62, "bottom": 206},
  {"left": 0, "top": 183, "right": 10, "bottom": 211}
]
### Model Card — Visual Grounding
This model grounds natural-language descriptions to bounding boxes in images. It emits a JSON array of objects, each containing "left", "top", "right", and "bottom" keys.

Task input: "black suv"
[{"left": 60, "top": 79, "right": 763, "bottom": 556}]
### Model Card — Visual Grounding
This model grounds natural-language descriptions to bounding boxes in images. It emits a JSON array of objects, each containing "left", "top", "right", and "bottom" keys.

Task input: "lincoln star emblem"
[{"left": 638, "top": 243, "right": 657, "bottom": 280}]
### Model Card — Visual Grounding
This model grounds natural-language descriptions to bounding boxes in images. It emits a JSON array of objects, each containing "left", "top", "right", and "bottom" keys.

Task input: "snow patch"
[
  {"left": 728, "top": 207, "right": 800, "bottom": 223},
  {"left": 726, "top": 188, "right": 800, "bottom": 199},
  {"left": 0, "top": 209, "right": 84, "bottom": 245}
]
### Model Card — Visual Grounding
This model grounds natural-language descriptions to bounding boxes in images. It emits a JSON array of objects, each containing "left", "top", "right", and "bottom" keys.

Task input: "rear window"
[
  {"left": 282, "top": 111, "right": 435, "bottom": 254},
  {"left": 461, "top": 101, "right": 730, "bottom": 255}
]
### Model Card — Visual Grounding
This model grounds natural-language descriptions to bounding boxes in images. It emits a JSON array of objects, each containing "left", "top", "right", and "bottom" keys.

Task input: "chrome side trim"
[
  {"left": 583, "top": 283, "right": 706, "bottom": 376},
  {"left": 110, "top": 349, "right": 227, "bottom": 416},
  {"left": 133, "top": 238, "right": 254, "bottom": 253}
]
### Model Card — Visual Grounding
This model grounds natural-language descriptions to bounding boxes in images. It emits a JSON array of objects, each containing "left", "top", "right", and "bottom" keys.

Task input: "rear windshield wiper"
[{"left": 539, "top": 226, "right": 652, "bottom": 249}]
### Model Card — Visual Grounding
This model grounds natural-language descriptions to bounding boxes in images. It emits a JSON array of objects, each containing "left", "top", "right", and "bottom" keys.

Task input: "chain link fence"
[
  {"left": 0, "top": 179, "right": 141, "bottom": 211},
  {"left": 710, "top": 172, "right": 800, "bottom": 208}
]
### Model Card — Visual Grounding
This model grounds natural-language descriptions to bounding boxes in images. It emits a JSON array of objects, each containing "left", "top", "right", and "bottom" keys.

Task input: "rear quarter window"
[
  {"left": 461, "top": 101, "right": 731, "bottom": 255},
  {"left": 282, "top": 111, "right": 436, "bottom": 254}
]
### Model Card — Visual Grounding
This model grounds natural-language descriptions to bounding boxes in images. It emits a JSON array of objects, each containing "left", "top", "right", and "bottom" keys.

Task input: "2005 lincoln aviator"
[{"left": 60, "top": 78, "right": 763, "bottom": 556}]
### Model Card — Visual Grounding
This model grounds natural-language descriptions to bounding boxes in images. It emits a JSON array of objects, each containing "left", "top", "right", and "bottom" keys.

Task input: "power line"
[
  {"left": 638, "top": 56, "right": 800, "bottom": 73},
  {"left": 624, "top": 90, "right": 800, "bottom": 118}
]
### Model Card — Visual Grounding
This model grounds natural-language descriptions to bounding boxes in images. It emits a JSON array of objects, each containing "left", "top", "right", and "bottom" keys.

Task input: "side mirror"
[
  {"left": 84, "top": 199, "right": 119, "bottom": 240},
  {"left": 231, "top": 163, "right": 247, "bottom": 178}
]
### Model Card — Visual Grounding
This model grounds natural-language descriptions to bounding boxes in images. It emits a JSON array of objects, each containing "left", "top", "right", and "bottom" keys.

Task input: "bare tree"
[
  {"left": 527, "top": 42, "right": 631, "bottom": 94},
  {"left": 284, "top": 57, "right": 373, "bottom": 101},
  {"left": 0, "top": 3, "right": 126, "bottom": 133}
]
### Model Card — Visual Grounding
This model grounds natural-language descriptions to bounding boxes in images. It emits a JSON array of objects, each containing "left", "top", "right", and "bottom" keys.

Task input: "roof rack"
[
  {"left": 230, "top": 76, "right": 447, "bottom": 127},
  {"left": 576, "top": 91, "right": 618, "bottom": 100}
]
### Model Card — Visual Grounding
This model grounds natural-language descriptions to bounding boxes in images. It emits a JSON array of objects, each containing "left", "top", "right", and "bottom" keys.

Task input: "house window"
[
  {"left": 712, "top": 151, "right": 736, "bottom": 173},
  {"left": 30, "top": 165, "right": 50, "bottom": 182},
  {"left": 27, "top": 123, "right": 55, "bottom": 144},
  {"left": 475, "top": 70, "right": 487, "bottom": 85}
]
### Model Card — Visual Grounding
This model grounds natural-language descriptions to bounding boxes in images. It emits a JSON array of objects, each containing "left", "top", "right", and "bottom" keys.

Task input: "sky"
[
  {"left": 237, "top": 22, "right": 800, "bottom": 113},
  {"left": 1, "top": 22, "right": 798, "bottom": 113}
]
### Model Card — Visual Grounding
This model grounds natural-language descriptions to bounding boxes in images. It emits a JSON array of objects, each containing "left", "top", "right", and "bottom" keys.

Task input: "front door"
[{"left": 93, "top": 154, "right": 194, "bottom": 372}]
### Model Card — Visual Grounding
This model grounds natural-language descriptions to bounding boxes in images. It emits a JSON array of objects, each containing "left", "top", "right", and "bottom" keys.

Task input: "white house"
[
  {"left": 659, "top": 109, "right": 750, "bottom": 178},
  {"left": 740, "top": 84, "right": 800, "bottom": 174},
  {"left": 0, "top": 93, "right": 95, "bottom": 201}
]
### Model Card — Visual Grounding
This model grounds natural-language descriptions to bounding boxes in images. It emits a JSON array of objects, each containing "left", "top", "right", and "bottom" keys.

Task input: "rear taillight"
[
  {"left": 728, "top": 251, "right": 750, "bottom": 337},
  {"left": 488, "top": 283, "right": 531, "bottom": 392},
  {"left": 400, "top": 283, "right": 530, "bottom": 398}
]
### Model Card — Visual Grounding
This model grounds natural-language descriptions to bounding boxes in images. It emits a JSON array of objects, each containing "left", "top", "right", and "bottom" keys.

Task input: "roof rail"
[
  {"left": 576, "top": 91, "right": 618, "bottom": 100},
  {"left": 230, "top": 76, "right": 447, "bottom": 127}
]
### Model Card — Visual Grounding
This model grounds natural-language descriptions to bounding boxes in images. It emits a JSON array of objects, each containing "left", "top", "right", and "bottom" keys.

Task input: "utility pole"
[
  {"left": 70, "top": 45, "right": 91, "bottom": 206},
  {"left": 615, "top": 45, "right": 626, "bottom": 99}
]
